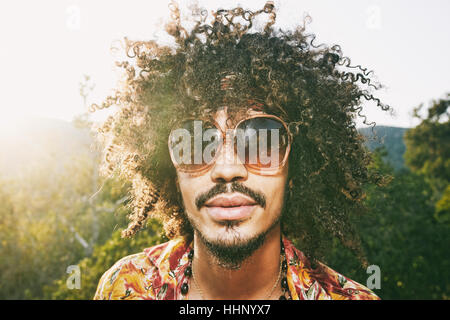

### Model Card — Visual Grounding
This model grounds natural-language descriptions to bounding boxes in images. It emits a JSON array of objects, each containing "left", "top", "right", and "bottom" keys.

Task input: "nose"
[{"left": 210, "top": 137, "right": 248, "bottom": 183}]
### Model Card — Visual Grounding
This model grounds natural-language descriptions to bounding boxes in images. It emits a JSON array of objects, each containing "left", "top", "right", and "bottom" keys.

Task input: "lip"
[{"left": 204, "top": 194, "right": 257, "bottom": 221}]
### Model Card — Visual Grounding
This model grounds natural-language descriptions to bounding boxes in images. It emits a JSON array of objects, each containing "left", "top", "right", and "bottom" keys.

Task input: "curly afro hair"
[{"left": 92, "top": 1, "right": 391, "bottom": 265}]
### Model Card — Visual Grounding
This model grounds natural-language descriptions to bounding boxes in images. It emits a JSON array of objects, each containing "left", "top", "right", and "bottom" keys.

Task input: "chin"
[
  {"left": 205, "top": 226, "right": 245, "bottom": 244},
  {"left": 195, "top": 223, "right": 273, "bottom": 269}
]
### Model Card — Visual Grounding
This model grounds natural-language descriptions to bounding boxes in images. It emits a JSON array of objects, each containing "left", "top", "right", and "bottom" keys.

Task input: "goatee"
[{"left": 193, "top": 217, "right": 280, "bottom": 270}]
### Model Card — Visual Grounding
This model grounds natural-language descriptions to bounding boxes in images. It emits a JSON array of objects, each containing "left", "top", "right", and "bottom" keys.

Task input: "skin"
[{"left": 176, "top": 107, "right": 289, "bottom": 300}]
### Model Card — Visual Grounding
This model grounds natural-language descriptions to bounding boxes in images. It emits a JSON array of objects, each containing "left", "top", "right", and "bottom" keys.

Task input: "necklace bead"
[
  {"left": 184, "top": 266, "right": 192, "bottom": 277},
  {"left": 181, "top": 282, "right": 189, "bottom": 295},
  {"left": 281, "top": 278, "right": 288, "bottom": 290}
]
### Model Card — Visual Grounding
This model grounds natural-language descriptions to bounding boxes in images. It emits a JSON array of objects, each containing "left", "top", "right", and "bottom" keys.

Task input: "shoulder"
[
  {"left": 283, "top": 237, "right": 380, "bottom": 300},
  {"left": 93, "top": 238, "right": 189, "bottom": 300},
  {"left": 93, "top": 251, "right": 153, "bottom": 300},
  {"left": 314, "top": 262, "right": 380, "bottom": 300}
]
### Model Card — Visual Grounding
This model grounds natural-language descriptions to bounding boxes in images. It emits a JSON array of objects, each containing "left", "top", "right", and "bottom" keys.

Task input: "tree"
[
  {"left": 404, "top": 94, "right": 450, "bottom": 222},
  {"left": 0, "top": 152, "right": 132, "bottom": 299},
  {"left": 326, "top": 149, "right": 450, "bottom": 299},
  {"left": 45, "top": 219, "right": 163, "bottom": 300}
]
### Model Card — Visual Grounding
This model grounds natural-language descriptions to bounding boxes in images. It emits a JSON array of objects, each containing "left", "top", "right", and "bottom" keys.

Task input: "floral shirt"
[{"left": 94, "top": 236, "right": 379, "bottom": 300}]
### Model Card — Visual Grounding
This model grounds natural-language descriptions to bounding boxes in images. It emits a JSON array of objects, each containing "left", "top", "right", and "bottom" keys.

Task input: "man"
[{"left": 93, "top": 1, "right": 389, "bottom": 300}]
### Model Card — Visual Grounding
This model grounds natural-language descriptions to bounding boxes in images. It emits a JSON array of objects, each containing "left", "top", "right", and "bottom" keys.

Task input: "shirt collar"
[{"left": 144, "top": 234, "right": 322, "bottom": 300}]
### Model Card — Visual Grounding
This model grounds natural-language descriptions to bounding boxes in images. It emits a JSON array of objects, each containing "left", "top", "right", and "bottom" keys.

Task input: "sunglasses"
[{"left": 168, "top": 114, "right": 295, "bottom": 175}]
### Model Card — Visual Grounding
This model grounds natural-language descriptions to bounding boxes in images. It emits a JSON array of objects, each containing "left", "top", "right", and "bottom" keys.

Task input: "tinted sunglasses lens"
[
  {"left": 169, "top": 120, "right": 221, "bottom": 171},
  {"left": 235, "top": 117, "right": 289, "bottom": 169}
]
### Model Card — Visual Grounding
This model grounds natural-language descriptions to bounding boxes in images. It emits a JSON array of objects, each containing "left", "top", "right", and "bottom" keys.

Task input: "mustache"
[{"left": 195, "top": 181, "right": 266, "bottom": 210}]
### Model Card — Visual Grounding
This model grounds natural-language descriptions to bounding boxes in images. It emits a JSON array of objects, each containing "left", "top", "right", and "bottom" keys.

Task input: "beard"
[
  {"left": 185, "top": 181, "right": 283, "bottom": 269},
  {"left": 189, "top": 214, "right": 281, "bottom": 270}
]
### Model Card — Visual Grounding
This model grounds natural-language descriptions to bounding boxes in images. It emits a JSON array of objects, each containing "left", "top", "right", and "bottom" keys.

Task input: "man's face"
[{"left": 176, "top": 107, "right": 289, "bottom": 267}]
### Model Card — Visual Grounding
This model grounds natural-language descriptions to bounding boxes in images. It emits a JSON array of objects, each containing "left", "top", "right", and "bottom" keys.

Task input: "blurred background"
[{"left": 0, "top": 0, "right": 448, "bottom": 299}]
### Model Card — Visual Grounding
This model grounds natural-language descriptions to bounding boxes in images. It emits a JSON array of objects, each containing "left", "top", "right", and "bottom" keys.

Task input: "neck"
[{"left": 191, "top": 224, "right": 282, "bottom": 300}]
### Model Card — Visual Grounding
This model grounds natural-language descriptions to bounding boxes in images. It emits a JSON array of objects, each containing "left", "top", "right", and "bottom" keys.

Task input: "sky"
[{"left": 0, "top": 0, "right": 449, "bottom": 128}]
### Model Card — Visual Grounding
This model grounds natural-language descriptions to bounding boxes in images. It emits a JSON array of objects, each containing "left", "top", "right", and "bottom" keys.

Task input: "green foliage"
[
  {"left": 404, "top": 94, "right": 450, "bottom": 203},
  {"left": 404, "top": 94, "right": 450, "bottom": 226},
  {"left": 435, "top": 174, "right": 450, "bottom": 223},
  {"left": 44, "top": 220, "right": 163, "bottom": 300},
  {"left": 0, "top": 182, "right": 21, "bottom": 298},
  {"left": 0, "top": 150, "right": 131, "bottom": 299},
  {"left": 326, "top": 149, "right": 450, "bottom": 299}
]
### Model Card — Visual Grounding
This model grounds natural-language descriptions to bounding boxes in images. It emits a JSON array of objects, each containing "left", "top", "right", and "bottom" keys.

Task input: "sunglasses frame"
[{"left": 168, "top": 114, "right": 294, "bottom": 175}]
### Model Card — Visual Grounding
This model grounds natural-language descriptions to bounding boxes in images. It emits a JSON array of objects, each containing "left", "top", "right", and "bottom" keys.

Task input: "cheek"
[
  {"left": 266, "top": 181, "right": 287, "bottom": 212},
  {"left": 178, "top": 180, "right": 195, "bottom": 208},
  {"left": 264, "top": 170, "right": 289, "bottom": 213},
  {"left": 177, "top": 174, "right": 207, "bottom": 211},
  {"left": 249, "top": 174, "right": 288, "bottom": 216}
]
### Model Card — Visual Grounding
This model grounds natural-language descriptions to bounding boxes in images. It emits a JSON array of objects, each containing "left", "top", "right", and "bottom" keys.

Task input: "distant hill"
[
  {"left": 0, "top": 118, "right": 410, "bottom": 178},
  {"left": 359, "top": 125, "right": 409, "bottom": 171}
]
